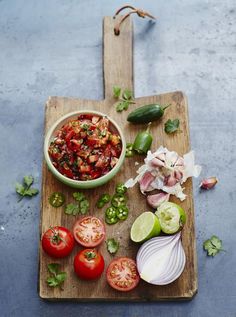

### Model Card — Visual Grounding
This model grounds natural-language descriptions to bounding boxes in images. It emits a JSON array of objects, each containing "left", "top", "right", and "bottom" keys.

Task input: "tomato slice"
[
  {"left": 73, "top": 216, "right": 105, "bottom": 247},
  {"left": 106, "top": 257, "right": 140, "bottom": 292}
]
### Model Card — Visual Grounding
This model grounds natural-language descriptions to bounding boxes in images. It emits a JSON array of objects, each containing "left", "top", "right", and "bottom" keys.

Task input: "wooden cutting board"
[{"left": 39, "top": 16, "right": 197, "bottom": 300}]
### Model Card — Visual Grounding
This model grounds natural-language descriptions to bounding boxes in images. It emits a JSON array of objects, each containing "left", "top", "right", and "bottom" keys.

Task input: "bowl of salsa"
[{"left": 44, "top": 110, "right": 126, "bottom": 188}]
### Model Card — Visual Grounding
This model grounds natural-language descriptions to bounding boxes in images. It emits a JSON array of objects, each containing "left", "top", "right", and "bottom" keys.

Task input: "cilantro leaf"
[
  {"left": 106, "top": 238, "right": 119, "bottom": 254},
  {"left": 23, "top": 175, "right": 34, "bottom": 187},
  {"left": 47, "top": 277, "right": 59, "bottom": 287},
  {"left": 203, "top": 235, "right": 224, "bottom": 257},
  {"left": 113, "top": 86, "right": 121, "bottom": 98},
  {"left": 46, "top": 263, "right": 67, "bottom": 288},
  {"left": 164, "top": 119, "right": 180, "bottom": 134},
  {"left": 116, "top": 101, "right": 130, "bottom": 112},
  {"left": 47, "top": 263, "right": 59, "bottom": 275},
  {"left": 55, "top": 272, "right": 67, "bottom": 283},
  {"left": 65, "top": 203, "right": 79, "bottom": 215},
  {"left": 73, "top": 192, "right": 85, "bottom": 202},
  {"left": 122, "top": 89, "right": 133, "bottom": 100},
  {"left": 15, "top": 183, "right": 25, "bottom": 196},
  {"left": 15, "top": 175, "right": 39, "bottom": 201},
  {"left": 24, "top": 188, "right": 39, "bottom": 197},
  {"left": 80, "top": 199, "right": 89, "bottom": 214}
]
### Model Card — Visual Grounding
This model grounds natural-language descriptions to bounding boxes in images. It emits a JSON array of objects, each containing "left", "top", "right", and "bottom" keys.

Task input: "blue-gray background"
[{"left": 0, "top": 1, "right": 235, "bottom": 316}]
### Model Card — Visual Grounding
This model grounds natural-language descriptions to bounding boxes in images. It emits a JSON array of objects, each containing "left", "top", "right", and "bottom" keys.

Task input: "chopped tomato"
[
  {"left": 73, "top": 216, "right": 105, "bottom": 247},
  {"left": 106, "top": 257, "right": 140, "bottom": 292},
  {"left": 48, "top": 115, "right": 122, "bottom": 181}
]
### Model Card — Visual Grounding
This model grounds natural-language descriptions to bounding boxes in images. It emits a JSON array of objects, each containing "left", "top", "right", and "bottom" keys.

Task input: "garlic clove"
[
  {"left": 199, "top": 177, "right": 218, "bottom": 190},
  {"left": 164, "top": 174, "right": 178, "bottom": 187},
  {"left": 147, "top": 192, "right": 170, "bottom": 208},
  {"left": 139, "top": 171, "right": 155, "bottom": 193},
  {"left": 150, "top": 157, "right": 165, "bottom": 168},
  {"left": 174, "top": 170, "right": 183, "bottom": 181}
]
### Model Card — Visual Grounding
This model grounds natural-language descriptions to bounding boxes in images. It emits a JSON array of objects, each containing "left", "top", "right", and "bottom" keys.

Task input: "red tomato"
[
  {"left": 73, "top": 216, "right": 105, "bottom": 247},
  {"left": 74, "top": 249, "right": 105, "bottom": 280},
  {"left": 42, "top": 226, "right": 74, "bottom": 258},
  {"left": 106, "top": 257, "right": 140, "bottom": 292}
]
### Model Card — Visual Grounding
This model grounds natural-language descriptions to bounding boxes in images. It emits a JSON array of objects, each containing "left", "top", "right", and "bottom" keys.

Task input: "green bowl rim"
[{"left": 44, "top": 110, "right": 126, "bottom": 186}]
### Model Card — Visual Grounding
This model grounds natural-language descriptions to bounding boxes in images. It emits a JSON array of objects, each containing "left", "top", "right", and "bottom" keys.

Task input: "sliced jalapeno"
[
  {"left": 115, "top": 183, "right": 127, "bottom": 195},
  {"left": 105, "top": 215, "right": 118, "bottom": 225},
  {"left": 111, "top": 193, "right": 127, "bottom": 208},
  {"left": 116, "top": 206, "right": 129, "bottom": 220},
  {"left": 105, "top": 206, "right": 117, "bottom": 218},
  {"left": 125, "top": 143, "right": 134, "bottom": 157},
  {"left": 49, "top": 192, "right": 65, "bottom": 208}
]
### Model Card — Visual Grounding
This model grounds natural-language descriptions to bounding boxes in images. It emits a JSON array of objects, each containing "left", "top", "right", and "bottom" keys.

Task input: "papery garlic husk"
[{"left": 200, "top": 177, "right": 218, "bottom": 190}]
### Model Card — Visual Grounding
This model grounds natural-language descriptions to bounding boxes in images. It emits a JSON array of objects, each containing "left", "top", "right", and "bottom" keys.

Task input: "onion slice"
[{"left": 136, "top": 233, "right": 186, "bottom": 285}]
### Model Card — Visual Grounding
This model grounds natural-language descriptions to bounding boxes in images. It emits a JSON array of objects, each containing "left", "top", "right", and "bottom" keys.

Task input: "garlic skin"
[{"left": 200, "top": 177, "right": 218, "bottom": 190}]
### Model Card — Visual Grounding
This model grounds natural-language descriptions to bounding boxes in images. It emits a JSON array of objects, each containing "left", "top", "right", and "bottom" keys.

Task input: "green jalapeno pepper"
[
  {"left": 49, "top": 192, "right": 65, "bottom": 208},
  {"left": 111, "top": 193, "right": 127, "bottom": 208},
  {"left": 115, "top": 183, "right": 127, "bottom": 195},
  {"left": 105, "top": 206, "right": 118, "bottom": 225},
  {"left": 116, "top": 206, "right": 129, "bottom": 220},
  {"left": 133, "top": 123, "right": 153, "bottom": 154}
]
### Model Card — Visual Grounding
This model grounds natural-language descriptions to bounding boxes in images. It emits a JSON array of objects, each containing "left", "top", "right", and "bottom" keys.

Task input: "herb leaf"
[
  {"left": 203, "top": 235, "right": 224, "bottom": 257},
  {"left": 80, "top": 200, "right": 89, "bottom": 214},
  {"left": 47, "top": 263, "right": 67, "bottom": 288},
  {"left": 122, "top": 89, "right": 133, "bottom": 100},
  {"left": 24, "top": 188, "right": 39, "bottom": 197},
  {"left": 73, "top": 192, "right": 85, "bottom": 202},
  {"left": 15, "top": 175, "right": 39, "bottom": 201},
  {"left": 164, "top": 119, "right": 180, "bottom": 134},
  {"left": 116, "top": 101, "right": 130, "bottom": 112},
  {"left": 15, "top": 183, "right": 26, "bottom": 196},
  {"left": 24, "top": 175, "right": 34, "bottom": 187},
  {"left": 47, "top": 263, "right": 59, "bottom": 275},
  {"left": 106, "top": 238, "right": 119, "bottom": 254},
  {"left": 65, "top": 203, "right": 79, "bottom": 215},
  {"left": 113, "top": 86, "right": 121, "bottom": 98}
]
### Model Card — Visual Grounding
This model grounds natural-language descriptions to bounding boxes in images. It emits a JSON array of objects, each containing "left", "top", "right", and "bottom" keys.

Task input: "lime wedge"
[
  {"left": 155, "top": 202, "right": 186, "bottom": 234},
  {"left": 130, "top": 212, "right": 161, "bottom": 243}
]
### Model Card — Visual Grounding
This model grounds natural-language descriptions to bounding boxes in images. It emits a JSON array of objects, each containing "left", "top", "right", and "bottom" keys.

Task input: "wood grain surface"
[{"left": 39, "top": 16, "right": 197, "bottom": 301}]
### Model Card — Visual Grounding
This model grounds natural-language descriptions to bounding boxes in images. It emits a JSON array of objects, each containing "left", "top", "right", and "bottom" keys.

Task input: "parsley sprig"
[
  {"left": 15, "top": 175, "right": 39, "bottom": 202},
  {"left": 47, "top": 263, "right": 67, "bottom": 289},
  {"left": 113, "top": 86, "right": 135, "bottom": 112},
  {"left": 65, "top": 192, "right": 89, "bottom": 216}
]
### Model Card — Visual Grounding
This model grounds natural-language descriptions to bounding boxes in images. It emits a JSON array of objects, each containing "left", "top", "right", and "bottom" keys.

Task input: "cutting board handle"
[{"left": 103, "top": 16, "right": 133, "bottom": 100}]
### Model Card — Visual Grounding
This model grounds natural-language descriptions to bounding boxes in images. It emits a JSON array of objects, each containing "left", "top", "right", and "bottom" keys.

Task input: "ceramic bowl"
[{"left": 44, "top": 110, "right": 126, "bottom": 189}]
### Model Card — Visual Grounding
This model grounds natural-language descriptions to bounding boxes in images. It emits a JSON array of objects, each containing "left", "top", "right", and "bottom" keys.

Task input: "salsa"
[{"left": 48, "top": 114, "right": 122, "bottom": 181}]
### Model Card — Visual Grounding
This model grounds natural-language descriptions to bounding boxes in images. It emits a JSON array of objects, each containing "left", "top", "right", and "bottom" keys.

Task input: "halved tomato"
[
  {"left": 106, "top": 257, "right": 140, "bottom": 292},
  {"left": 73, "top": 216, "right": 105, "bottom": 247}
]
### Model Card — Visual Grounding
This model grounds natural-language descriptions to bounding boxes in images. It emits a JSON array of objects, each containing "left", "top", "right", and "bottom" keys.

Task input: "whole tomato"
[
  {"left": 74, "top": 249, "right": 105, "bottom": 280},
  {"left": 42, "top": 226, "right": 74, "bottom": 258}
]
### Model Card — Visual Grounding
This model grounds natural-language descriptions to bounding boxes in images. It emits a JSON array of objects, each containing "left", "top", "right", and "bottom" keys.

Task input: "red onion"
[{"left": 136, "top": 232, "right": 186, "bottom": 285}]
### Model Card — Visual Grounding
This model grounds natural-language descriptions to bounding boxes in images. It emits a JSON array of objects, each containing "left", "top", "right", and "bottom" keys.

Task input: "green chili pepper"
[
  {"left": 133, "top": 123, "right": 153, "bottom": 154},
  {"left": 116, "top": 206, "right": 129, "bottom": 220},
  {"left": 125, "top": 143, "right": 134, "bottom": 157},
  {"left": 111, "top": 193, "right": 127, "bottom": 208},
  {"left": 49, "top": 192, "right": 65, "bottom": 208},
  {"left": 105, "top": 206, "right": 118, "bottom": 225},
  {"left": 96, "top": 193, "right": 111, "bottom": 208},
  {"left": 116, "top": 183, "right": 127, "bottom": 195}
]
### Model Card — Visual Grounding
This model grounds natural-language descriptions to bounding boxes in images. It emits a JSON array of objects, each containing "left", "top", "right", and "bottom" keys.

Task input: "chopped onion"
[{"left": 136, "top": 232, "right": 186, "bottom": 285}]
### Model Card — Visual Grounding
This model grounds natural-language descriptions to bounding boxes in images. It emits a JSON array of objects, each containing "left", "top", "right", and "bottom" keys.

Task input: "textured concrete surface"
[{"left": 0, "top": 0, "right": 235, "bottom": 316}]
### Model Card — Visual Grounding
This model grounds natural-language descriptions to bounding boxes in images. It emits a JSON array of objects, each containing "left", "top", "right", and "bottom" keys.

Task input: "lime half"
[
  {"left": 155, "top": 202, "right": 186, "bottom": 234},
  {"left": 130, "top": 212, "right": 161, "bottom": 243}
]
